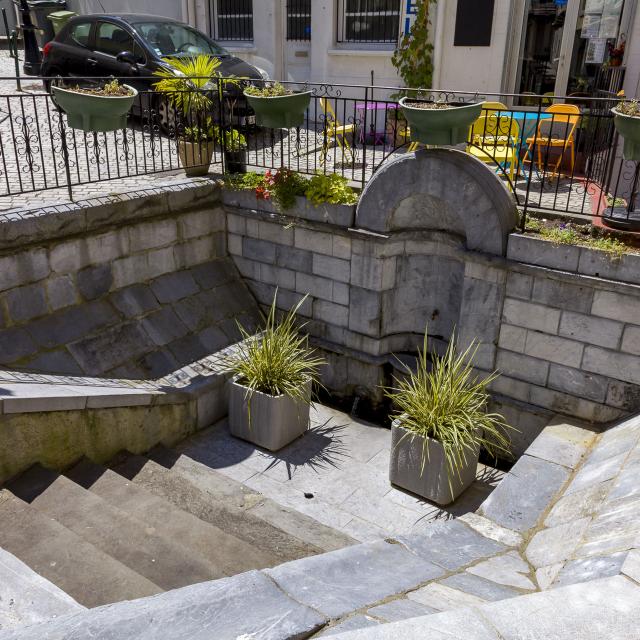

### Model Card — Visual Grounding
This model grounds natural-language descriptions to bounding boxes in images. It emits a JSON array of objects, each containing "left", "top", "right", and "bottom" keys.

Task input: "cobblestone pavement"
[
  {"left": 175, "top": 404, "right": 506, "bottom": 542},
  {"left": 0, "top": 51, "right": 596, "bottom": 216}
]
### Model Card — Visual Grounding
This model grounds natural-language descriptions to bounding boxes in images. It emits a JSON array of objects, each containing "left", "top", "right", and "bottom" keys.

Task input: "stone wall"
[
  {"left": 222, "top": 149, "right": 640, "bottom": 453},
  {"left": 0, "top": 182, "right": 259, "bottom": 379}
]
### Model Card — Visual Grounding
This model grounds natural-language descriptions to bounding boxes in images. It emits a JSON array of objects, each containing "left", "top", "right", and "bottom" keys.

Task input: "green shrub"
[
  {"left": 305, "top": 173, "right": 358, "bottom": 206},
  {"left": 224, "top": 171, "right": 263, "bottom": 191},
  {"left": 227, "top": 293, "right": 325, "bottom": 417},
  {"left": 385, "top": 330, "right": 514, "bottom": 497},
  {"left": 245, "top": 82, "right": 291, "bottom": 98}
]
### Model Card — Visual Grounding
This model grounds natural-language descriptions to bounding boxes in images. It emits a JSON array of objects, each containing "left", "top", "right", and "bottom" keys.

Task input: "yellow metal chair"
[
  {"left": 467, "top": 114, "right": 520, "bottom": 188},
  {"left": 319, "top": 98, "right": 356, "bottom": 164},
  {"left": 523, "top": 103, "right": 580, "bottom": 179}
]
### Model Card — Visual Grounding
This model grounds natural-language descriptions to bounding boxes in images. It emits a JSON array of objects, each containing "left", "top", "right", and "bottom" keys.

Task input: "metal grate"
[
  {"left": 213, "top": 0, "right": 253, "bottom": 42},
  {"left": 287, "top": 0, "right": 311, "bottom": 41},
  {"left": 336, "top": 0, "right": 401, "bottom": 44}
]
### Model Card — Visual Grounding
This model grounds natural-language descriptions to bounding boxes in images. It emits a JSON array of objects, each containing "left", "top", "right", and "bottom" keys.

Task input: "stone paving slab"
[
  {"left": 0, "top": 570, "right": 326, "bottom": 640},
  {"left": 397, "top": 520, "right": 506, "bottom": 571},
  {"left": 479, "top": 454, "right": 570, "bottom": 533},
  {"left": 265, "top": 539, "right": 445, "bottom": 619}
]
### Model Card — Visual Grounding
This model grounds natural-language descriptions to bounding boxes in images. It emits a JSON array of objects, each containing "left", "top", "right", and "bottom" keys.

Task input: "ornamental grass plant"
[
  {"left": 228, "top": 293, "right": 325, "bottom": 405},
  {"left": 386, "top": 330, "right": 514, "bottom": 490}
]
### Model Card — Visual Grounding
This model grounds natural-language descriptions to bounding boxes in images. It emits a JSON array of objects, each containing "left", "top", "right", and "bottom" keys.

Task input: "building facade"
[{"left": 58, "top": 0, "right": 640, "bottom": 101}]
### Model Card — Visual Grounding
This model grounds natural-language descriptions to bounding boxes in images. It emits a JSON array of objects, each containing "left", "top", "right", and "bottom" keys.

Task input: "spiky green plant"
[
  {"left": 386, "top": 330, "right": 514, "bottom": 496},
  {"left": 153, "top": 54, "right": 222, "bottom": 114},
  {"left": 228, "top": 293, "right": 325, "bottom": 415}
]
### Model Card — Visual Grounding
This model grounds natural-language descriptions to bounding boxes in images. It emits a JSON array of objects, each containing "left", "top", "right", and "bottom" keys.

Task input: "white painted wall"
[{"left": 432, "top": 0, "right": 512, "bottom": 95}]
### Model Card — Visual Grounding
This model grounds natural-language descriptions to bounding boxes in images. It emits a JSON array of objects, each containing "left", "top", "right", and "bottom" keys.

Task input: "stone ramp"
[{"left": 0, "top": 548, "right": 84, "bottom": 633}]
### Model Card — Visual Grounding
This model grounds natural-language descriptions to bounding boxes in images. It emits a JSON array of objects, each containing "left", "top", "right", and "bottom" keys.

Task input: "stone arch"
[{"left": 355, "top": 148, "right": 518, "bottom": 256}]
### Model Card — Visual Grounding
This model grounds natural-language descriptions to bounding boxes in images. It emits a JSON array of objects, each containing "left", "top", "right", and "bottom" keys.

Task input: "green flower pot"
[
  {"left": 51, "top": 85, "right": 138, "bottom": 133},
  {"left": 399, "top": 98, "right": 483, "bottom": 146},
  {"left": 244, "top": 90, "right": 311, "bottom": 129},
  {"left": 612, "top": 108, "right": 640, "bottom": 161}
]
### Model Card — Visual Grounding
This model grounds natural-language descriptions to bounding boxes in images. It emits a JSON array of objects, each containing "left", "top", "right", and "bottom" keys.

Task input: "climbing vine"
[{"left": 392, "top": 0, "right": 437, "bottom": 95}]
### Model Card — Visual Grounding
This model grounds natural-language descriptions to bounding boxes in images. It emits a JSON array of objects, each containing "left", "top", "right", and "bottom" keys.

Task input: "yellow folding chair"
[
  {"left": 319, "top": 98, "right": 356, "bottom": 164},
  {"left": 523, "top": 104, "right": 580, "bottom": 179},
  {"left": 467, "top": 114, "right": 520, "bottom": 189}
]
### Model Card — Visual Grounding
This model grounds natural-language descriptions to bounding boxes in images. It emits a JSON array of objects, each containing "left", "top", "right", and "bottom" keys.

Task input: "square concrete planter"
[
  {"left": 228, "top": 378, "right": 311, "bottom": 451},
  {"left": 389, "top": 418, "right": 479, "bottom": 506}
]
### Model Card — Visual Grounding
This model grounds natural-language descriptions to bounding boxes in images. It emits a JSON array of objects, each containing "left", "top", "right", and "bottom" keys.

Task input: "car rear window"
[{"left": 65, "top": 22, "right": 91, "bottom": 47}]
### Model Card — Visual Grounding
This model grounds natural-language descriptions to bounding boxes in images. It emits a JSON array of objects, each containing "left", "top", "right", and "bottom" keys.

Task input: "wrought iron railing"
[{"left": 0, "top": 75, "right": 634, "bottom": 230}]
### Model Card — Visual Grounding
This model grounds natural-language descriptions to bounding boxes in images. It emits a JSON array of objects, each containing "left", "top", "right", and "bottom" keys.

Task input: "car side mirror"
[{"left": 116, "top": 51, "right": 137, "bottom": 66}]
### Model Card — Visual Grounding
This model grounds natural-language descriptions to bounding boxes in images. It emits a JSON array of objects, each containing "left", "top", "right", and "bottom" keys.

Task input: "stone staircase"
[
  {"left": 3, "top": 411, "right": 640, "bottom": 639},
  {"left": 0, "top": 443, "right": 353, "bottom": 630}
]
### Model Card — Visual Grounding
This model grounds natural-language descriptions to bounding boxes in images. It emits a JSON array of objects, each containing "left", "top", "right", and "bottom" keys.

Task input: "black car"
[{"left": 41, "top": 14, "right": 266, "bottom": 128}]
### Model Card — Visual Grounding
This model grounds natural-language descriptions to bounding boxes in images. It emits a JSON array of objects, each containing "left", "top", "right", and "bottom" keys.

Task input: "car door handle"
[{"left": 87, "top": 58, "right": 98, "bottom": 65}]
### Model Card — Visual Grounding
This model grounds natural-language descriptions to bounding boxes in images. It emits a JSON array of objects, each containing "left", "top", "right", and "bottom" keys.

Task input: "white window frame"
[
  {"left": 336, "top": 0, "right": 402, "bottom": 45},
  {"left": 211, "top": 0, "right": 254, "bottom": 42}
]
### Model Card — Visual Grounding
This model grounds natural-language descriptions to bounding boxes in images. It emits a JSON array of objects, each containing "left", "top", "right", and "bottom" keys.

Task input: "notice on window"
[
  {"left": 581, "top": 14, "right": 601, "bottom": 38},
  {"left": 586, "top": 37, "right": 607, "bottom": 63}
]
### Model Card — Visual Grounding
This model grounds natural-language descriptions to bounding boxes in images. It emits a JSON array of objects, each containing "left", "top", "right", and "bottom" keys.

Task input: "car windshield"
[{"left": 133, "top": 21, "right": 228, "bottom": 57}]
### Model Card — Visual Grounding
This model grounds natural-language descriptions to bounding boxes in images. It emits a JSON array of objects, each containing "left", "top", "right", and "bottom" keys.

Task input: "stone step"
[
  {"left": 0, "top": 547, "right": 84, "bottom": 632},
  {"left": 0, "top": 491, "right": 161, "bottom": 608},
  {"left": 110, "top": 449, "right": 322, "bottom": 564},
  {"left": 5, "top": 465, "right": 224, "bottom": 590},
  {"left": 159, "top": 431, "right": 357, "bottom": 552},
  {"left": 65, "top": 458, "right": 277, "bottom": 576}
]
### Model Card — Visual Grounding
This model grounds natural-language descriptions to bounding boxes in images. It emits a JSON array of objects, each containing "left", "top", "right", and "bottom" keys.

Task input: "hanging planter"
[
  {"left": 399, "top": 97, "right": 482, "bottom": 146},
  {"left": 244, "top": 83, "right": 311, "bottom": 129},
  {"left": 612, "top": 105, "right": 640, "bottom": 161},
  {"left": 51, "top": 81, "right": 137, "bottom": 133}
]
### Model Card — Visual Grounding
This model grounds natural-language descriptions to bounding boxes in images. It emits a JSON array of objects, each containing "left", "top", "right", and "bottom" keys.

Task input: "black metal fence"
[
  {"left": 213, "top": 0, "right": 254, "bottom": 42},
  {"left": 287, "top": 0, "right": 312, "bottom": 41},
  {"left": 0, "top": 75, "right": 635, "bottom": 230}
]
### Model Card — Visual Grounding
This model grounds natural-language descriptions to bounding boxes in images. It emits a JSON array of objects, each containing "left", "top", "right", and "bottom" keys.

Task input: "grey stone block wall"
[{"left": 0, "top": 185, "right": 259, "bottom": 380}]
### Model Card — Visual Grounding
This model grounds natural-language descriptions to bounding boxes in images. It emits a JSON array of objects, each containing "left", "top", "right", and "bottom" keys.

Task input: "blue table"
[{"left": 508, "top": 110, "right": 553, "bottom": 142}]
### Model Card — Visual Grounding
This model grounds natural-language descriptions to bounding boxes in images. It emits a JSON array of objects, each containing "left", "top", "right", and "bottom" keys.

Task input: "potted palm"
[
  {"left": 226, "top": 294, "right": 324, "bottom": 451},
  {"left": 386, "top": 331, "right": 513, "bottom": 505},
  {"left": 399, "top": 97, "right": 482, "bottom": 145},
  {"left": 244, "top": 82, "right": 311, "bottom": 129},
  {"left": 154, "top": 55, "right": 222, "bottom": 173},
  {"left": 612, "top": 99, "right": 640, "bottom": 161},
  {"left": 51, "top": 79, "right": 137, "bottom": 132}
]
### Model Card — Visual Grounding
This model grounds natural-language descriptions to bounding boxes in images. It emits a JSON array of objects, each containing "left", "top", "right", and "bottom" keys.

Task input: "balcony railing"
[{"left": 0, "top": 76, "right": 633, "bottom": 229}]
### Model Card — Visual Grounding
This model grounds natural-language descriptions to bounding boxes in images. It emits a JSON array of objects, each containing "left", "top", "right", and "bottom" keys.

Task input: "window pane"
[
  {"left": 287, "top": 0, "right": 311, "bottom": 41},
  {"left": 342, "top": 0, "right": 400, "bottom": 43},
  {"left": 216, "top": 0, "right": 253, "bottom": 41},
  {"left": 95, "top": 22, "right": 134, "bottom": 56},
  {"left": 67, "top": 22, "right": 91, "bottom": 47}
]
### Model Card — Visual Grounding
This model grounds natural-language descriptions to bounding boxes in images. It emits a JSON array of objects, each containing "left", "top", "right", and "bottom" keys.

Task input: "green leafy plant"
[
  {"left": 259, "top": 169, "right": 308, "bottom": 211},
  {"left": 224, "top": 171, "right": 264, "bottom": 190},
  {"left": 616, "top": 99, "right": 640, "bottom": 117},
  {"left": 153, "top": 54, "right": 222, "bottom": 114},
  {"left": 385, "top": 329, "right": 513, "bottom": 493},
  {"left": 392, "top": 0, "right": 437, "bottom": 98},
  {"left": 305, "top": 173, "right": 358, "bottom": 206},
  {"left": 71, "top": 79, "right": 134, "bottom": 97},
  {"left": 245, "top": 82, "right": 291, "bottom": 98},
  {"left": 184, "top": 121, "right": 214, "bottom": 142},
  {"left": 215, "top": 126, "right": 247, "bottom": 152},
  {"left": 227, "top": 293, "right": 325, "bottom": 413}
]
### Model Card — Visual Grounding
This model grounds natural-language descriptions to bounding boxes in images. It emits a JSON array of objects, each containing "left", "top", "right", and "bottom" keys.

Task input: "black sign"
[{"left": 454, "top": 0, "right": 495, "bottom": 47}]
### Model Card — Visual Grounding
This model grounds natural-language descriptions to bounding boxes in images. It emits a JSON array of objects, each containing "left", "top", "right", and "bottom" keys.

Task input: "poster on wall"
[
  {"left": 585, "top": 37, "right": 607, "bottom": 63},
  {"left": 599, "top": 14, "right": 620, "bottom": 38},
  {"left": 581, "top": 13, "right": 601, "bottom": 38}
]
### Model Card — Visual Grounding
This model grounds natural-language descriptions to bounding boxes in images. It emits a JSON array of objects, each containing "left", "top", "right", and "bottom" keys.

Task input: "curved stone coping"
[
  {"left": 0, "top": 178, "right": 218, "bottom": 251},
  {"left": 355, "top": 149, "right": 518, "bottom": 256},
  {"left": 508, "top": 233, "right": 640, "bottom": 287}
]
